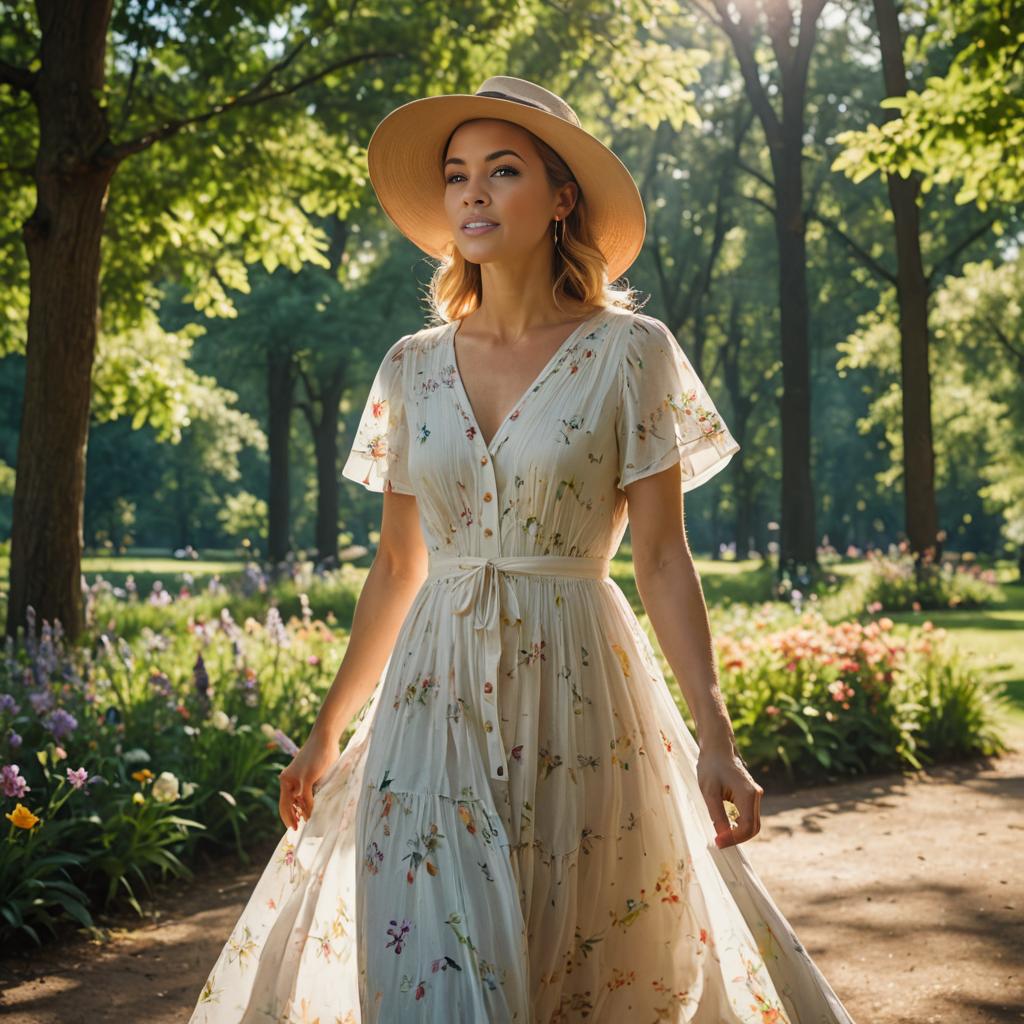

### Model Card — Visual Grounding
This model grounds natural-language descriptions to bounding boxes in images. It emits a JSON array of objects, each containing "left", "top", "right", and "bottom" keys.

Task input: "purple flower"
[
  {"left": 219, "top": 608, "right": 242, "bottom": 642},
  {"left": 0, "top": 693, "right": 19, "bottom": 715},
  {"left": 7, "top": 729, "right": 22, "bottom": 750},
  {"left": 44, "top": 708, "right": 78, "bottom": 741},
  {"left": 272, "top": 729, "right": 299, "bottom": 757},
  {"left": 386, "top": 918, "right": 412, "bottom": 954},
  {"left": 265, "top": 607, "right": 290, "bottom": 648},
  {"left": 149, "top": 671, "right": 173, "bottom": 701},
  {"left": 67, "top": 767, "right": 89, "bottom": 789},
  {"left": 28, "top": 691, "right": 54, "bottom": 715},
  {"left": 1, "top": 764, "right": 30, "bottom": 798}
]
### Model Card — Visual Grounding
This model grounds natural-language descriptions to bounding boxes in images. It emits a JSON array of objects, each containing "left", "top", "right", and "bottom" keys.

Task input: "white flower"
[
  {"left": 181, "top": 780, "right": 198, "bottom": 799},
  {"left": 211, "top": 709, "right": 232, "bottom": 731},
  {"left": 260, "top": 722, "right": 276, "bottom": 738},
  {"left": 151, "top": 770, "right": 181, "bottom": 803}
]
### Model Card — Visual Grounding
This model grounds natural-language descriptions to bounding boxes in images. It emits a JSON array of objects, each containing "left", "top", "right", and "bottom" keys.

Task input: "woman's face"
[{"left": 442, "top": 118, "right": 575, "bottom": 267}]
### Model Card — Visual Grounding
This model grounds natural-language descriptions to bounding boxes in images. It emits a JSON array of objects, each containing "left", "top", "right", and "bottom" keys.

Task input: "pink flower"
[
  {"left": 1, "top": 764, "right": 30, "bottom": 798},
  {"left": 67, "top": 766, "right": 89, "bottom": 789}
]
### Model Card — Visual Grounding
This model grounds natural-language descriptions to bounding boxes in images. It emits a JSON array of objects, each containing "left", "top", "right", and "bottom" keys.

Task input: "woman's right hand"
[{"left": 278, "top": 729, "right": 339, "bottom": 830}]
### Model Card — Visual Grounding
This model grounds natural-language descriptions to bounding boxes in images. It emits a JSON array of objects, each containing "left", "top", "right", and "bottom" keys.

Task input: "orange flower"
[
  {"left": 131, "top": 768, "right": 154, "bottom": 783},
  {"left": 6, "top": 803, "right": 40, "bottom": 829}
]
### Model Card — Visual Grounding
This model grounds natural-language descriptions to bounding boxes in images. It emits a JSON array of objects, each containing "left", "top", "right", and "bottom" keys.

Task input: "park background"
[{"left": 0, "top": 1, "right": 1022, "bottom": 1021}]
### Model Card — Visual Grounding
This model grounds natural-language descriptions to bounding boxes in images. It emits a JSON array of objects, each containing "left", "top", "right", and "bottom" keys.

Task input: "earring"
[{"left": 553, "top": 217, "right": 561, "bottom": 245}]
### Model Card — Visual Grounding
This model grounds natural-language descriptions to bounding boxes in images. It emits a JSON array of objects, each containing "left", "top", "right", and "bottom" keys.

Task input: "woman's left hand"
[{"left": 696, "top": 742, "right": 764, "bottom": 848}]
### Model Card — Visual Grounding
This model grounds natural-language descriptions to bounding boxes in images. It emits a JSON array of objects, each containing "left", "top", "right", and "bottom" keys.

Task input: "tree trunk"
[
  {"left": 772, "top": 159, "right": 818, "bottom": 576},
  {"left": 707, "top": 0, "right": 828, "bottom": 586},
  {"left": 267, "top": 347, "right": 296, "bottom": 571},
  {"left": 311, "top": 375, "right": 346, "bottom": 568},
  {"left": 5, "top": 0, "right": 115, "bottom": 643},
  {"left": 873, "top": 0, "right": 941, "bottom": 562}
]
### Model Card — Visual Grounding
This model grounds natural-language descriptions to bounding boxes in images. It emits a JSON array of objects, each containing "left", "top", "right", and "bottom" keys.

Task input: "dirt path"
[{"left": 2, "top": 734, "right": 1022, "bottom": 1024}]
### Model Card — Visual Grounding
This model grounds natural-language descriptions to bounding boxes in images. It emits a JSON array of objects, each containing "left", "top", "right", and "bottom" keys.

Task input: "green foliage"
[
  {"left": 851, "top": 546, "right": 1004, "bottom": 614},
  {"left": 832, "top": 4, "right": 1024, "bottom": 210},
  {"left": 699, "top": 607, "right": 1007, "bottom": 784},
  {"left": 0, "top": 745, "right": 97, "bottom": 947},
  {"left": 836, "top": 258, "right": 1022, "bottom": 558},
  {"left": 217, "top": 491, "right": 269, "bottom": 544},
  {"left": 0, "top": 580, "right": 368, "bottom": 945}
]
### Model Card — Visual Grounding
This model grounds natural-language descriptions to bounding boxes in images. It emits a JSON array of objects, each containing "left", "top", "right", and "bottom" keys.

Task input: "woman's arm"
[
  {"left": 278, "top": 490, "right": 427, "bottom": 828},
  {"left": 309, "top": 490, "right": 428, "bottom": 745},
  {"left": 623, "top": 461, "right": 763, "bottom": 849}
]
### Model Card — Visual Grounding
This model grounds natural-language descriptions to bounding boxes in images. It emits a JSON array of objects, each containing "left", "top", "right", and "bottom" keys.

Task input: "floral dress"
[{"left": 188, "top": 306, "right": 856, "bottom": 1023}]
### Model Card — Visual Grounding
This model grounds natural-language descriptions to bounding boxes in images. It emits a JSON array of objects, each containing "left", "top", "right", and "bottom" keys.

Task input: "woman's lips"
[{"left": 462, "top": 222, "right": 500, "bottom": 235}]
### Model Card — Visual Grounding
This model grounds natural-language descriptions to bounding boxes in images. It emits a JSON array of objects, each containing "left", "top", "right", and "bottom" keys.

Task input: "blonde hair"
[{"left": 425, "top": 120, "right": 643, "bottom": 324}]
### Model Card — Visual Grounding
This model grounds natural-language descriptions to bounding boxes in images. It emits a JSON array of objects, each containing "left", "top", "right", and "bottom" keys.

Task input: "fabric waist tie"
[{"left": 425, "top": 554, "right": 612, "bottom": 783}]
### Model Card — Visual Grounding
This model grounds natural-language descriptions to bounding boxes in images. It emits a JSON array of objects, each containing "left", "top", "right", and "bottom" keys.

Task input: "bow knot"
[{"left": 426, "top": 553, "right": 611, "bottom": 783}]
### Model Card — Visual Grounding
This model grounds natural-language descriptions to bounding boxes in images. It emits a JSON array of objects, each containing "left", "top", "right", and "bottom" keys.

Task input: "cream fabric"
[{"left": 189, "top": 307, "right": 854, "bottom": 1023}]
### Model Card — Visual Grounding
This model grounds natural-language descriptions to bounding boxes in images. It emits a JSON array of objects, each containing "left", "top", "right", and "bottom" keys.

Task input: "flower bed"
[{"left": 706, "top": 605, "right": 1008, "bottom": 783}]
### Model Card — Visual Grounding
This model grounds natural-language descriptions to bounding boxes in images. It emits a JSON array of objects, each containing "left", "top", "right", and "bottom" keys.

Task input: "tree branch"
[
  {"left": 984, "top": 315, "right": 1024, "bottom": 375},
  {"left": 809, "top": 208, "right": 897, "bottom": 283},
  {"left": 736, "top": 157, "right": 774, "bottom": 192},
  {"left": 0, "top": 60, "right": 36, "bottom": 94},
  {"left": 707, "top": 0, "right": 783, "bottom": 145},
  {"left": 109, "top": 46, "right": 406, "bottom": 164},
  {"left": 926, "top": 217, "right": 998, "bottom": 286}
]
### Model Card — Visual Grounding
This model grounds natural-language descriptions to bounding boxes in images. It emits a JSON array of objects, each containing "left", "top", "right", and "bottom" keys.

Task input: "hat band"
[{"left": 474, "top": 89, "right": 553, "bottom": 115}]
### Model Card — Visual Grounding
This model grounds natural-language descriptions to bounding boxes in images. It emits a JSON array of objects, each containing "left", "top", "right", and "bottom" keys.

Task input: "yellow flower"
[
  {"left": 131, "top": 768, "right": 154, "bottom": 783},
  {"left": 6, "top": 803, "right": 40, "bottom": 829},
  {"left": 132, "top": 791, "right": 146, "bottom": 805},
  {"left": 610, "top": 642, "right": 631, "bottom": 679}
]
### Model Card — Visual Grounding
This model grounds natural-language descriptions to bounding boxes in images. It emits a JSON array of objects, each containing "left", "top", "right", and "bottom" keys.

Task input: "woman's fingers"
[
  {"left": 702, "top": 771, "right": 764, "bottom": 849},
  {"left": 279, "top": 770, "right": 303, "bottom": 830},
  {"left": 723, "top": 790, "right": 760, "bottom": 847}
]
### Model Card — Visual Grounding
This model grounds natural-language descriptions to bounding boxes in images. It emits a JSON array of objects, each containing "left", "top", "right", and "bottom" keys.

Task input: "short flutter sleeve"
[
  {"left": 341, "top": 336, "right": 415, "bottom": 496},
  {"left": 616, "top": 314, "right": 740, "bottom": 492}
]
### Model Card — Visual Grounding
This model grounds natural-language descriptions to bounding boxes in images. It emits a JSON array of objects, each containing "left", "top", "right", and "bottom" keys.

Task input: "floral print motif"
[{"left": 189, "top": 308, "right": 854, "bottom": 1024}]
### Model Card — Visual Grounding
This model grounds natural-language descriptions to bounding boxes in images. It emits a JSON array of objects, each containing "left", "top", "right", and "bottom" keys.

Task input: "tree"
[
  {"left": 686, "top": 0, "right": 831, "bottom": 584},
  {"left": 0, "top": 1, "right": 414, "bottom": 638},
  {"left": 832, "top": 1, "right": 1024, "bottom": 210}
]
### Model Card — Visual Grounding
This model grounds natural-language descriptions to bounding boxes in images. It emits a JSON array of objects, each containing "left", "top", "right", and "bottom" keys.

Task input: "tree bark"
[
  {"left": 873, "top": 0, "right": 941, "bottom": 561},
  {"left": 266, "top": 347, "right": 296, "bottom": 570},
  {"left": 5, "top": 0, "right": 115, "bottom": 642},
  {"left": 772, "top": 159, "right": 818, "bottom": 575},
  {"left": 297, "top": 366, "right": 347, "bottom": 569},
  {"left": 311, "top": 374, "right": 346, "bottom": 567}
]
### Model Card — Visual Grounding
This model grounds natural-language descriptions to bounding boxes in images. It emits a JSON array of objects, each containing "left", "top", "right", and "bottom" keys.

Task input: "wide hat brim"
[{"left": 366, "top": 91, "right": 646, "bottom": 282}]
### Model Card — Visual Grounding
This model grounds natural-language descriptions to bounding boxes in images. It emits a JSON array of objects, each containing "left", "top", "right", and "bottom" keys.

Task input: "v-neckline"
[{"left": 448, "top": 308, "right": 608, "bottom": 454}]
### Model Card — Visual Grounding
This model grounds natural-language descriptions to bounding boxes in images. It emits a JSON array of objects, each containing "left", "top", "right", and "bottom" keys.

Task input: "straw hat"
[{"left": 366, "top": 75, "right": 646, "bottom": 282}]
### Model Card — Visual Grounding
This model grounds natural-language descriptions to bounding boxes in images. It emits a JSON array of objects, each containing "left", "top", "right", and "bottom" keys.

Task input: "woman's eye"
[{"left": 445, "top": 166, "right": 519, "bottom": 184}]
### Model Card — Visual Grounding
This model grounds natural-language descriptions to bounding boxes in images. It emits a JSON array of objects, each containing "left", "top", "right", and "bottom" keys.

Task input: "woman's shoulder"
[{"left": 398, "top": 320, "right": 451, "bottom": 357}]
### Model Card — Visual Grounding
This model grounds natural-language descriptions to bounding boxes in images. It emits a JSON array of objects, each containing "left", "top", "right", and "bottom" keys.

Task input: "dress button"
[
  {"left": 483, "top": 527, "right": 493, "bottom": 537},
  {"left": 483, "top": 492, "right": 493, "bottom": 502},
  {"left": 480, "top": 456, "right": 488, "bottom": 465}
]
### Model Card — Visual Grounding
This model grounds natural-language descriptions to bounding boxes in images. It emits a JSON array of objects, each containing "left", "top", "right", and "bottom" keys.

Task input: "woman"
[{"left": 189, "top": 76, "right": 855, "bottom": 1023}]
